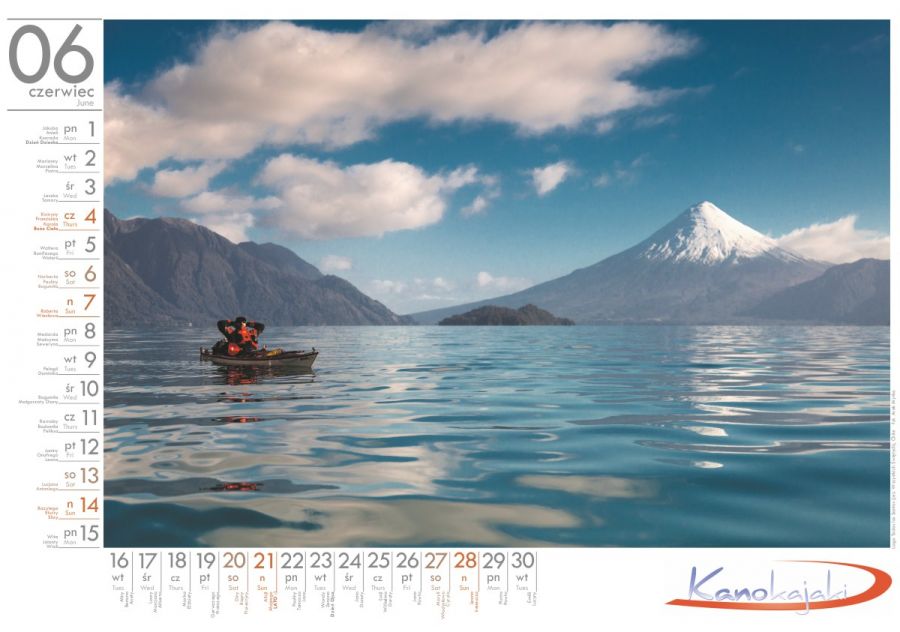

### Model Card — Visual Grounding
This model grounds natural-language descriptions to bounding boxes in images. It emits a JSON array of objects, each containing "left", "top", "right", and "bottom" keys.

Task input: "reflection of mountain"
[
  {"left": 104, "top": 209, "right": 412, "bottom": 326},
  {"left": 414, "top": 202, "right": 832, "bottom": 324},
  {"left": 744, "top": 258, "right": 889, "bottom": 325}
]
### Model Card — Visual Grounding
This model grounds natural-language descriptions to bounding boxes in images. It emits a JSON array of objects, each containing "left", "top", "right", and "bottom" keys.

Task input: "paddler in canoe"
[
  {"left": 202, "top": 316, "right": 318, "bottom": 369},
  {"left": 216, "top": 316, "right": 265, "bottom": 356}
]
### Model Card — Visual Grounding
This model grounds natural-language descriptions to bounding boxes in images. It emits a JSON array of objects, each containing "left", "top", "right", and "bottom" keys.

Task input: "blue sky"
[{"left": 104, "top": 20, "right": 889, "bottom": 314}]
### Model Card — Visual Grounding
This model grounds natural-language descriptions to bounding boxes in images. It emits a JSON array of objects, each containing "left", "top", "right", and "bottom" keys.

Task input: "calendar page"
[{"left": 2, "top": 1, "right": 897, "bottom": 630}]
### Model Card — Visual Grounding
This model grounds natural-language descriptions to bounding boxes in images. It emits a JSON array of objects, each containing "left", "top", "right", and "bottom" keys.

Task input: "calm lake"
[{"left": 105, "top": 325, "right": 889, "bottom": 547}]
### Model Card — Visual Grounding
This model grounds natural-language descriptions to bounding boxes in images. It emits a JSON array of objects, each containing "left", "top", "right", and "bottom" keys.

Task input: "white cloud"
[
  {"left": 593, "top": 153, "right": 648, "bottom": 188},
  {"left": 461, "top": 174, "right": 501, "bottom": 217},
  {"left": 776, "top": 215, "right": 889, "bottom": 263},
  {"left": 376, "top": 276, "right": 459, "bottom": 301},
  {"left": 475, "top": 271, "right": 532, "bottom": 292},
  {"left": 633, "top": 112, "right": 674, "bottom": 128},
  {"left": 531, "top": 161, "right": 572, "bottom": 196},
  {"left": 257, "top": 154, "right": 479, "bottom": 239},
  {"left": 319, "top": 255, "right": 353, "bottom": 272},
  {"left": 149, "top": 161, "right": 227, "bottom": 197},
  {"left": 594, "top": 118, "right": 616, "bottom": 134},
  {"left": 179, "top": 190, "right": 281, "bottom": 242},
  {"left": 181, "top": 190, "right": 281, "bottom": 215},
  {"left": 364, "top": 20, "right": 454, "bottom": 41},
  {"left": 462, "top": 195, "right": 490, "bottom": 216},
  {"left": 593, "top": 173, "right": 612, "bottom": 188},
  {"left": 372, "top": 279, "right": 408, "bottom": 295},
  {"left": 368, "top": 271, "right": 532, "bottom": 313},
  {"left": 105, "top": 21, "right": 695, "bottom": 181},
  {"left": 189, "top": 211, "right": 253, "bottom": 243}
]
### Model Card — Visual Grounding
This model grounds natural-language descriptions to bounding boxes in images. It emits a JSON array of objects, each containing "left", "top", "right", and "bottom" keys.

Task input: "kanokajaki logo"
[{"left": 667, "top": 561, "right": 891, "bottom": 613}]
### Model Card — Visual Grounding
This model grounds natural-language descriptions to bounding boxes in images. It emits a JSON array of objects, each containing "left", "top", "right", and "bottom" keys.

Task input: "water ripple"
[{"left": 105, "top": 325, "right": 889, "bottom": 547}]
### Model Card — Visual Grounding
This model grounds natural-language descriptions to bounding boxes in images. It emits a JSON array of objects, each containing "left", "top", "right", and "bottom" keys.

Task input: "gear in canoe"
[{"left": 201, "top": 316, "right": 318, "bottom": 369}]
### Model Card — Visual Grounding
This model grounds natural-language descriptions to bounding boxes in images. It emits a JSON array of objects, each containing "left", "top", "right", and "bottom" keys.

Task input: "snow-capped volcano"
[
  {"left": 637, "top": 201, "right": 801, "bottom": 264},
  {"left": 413, "top": 201, "right": 830, "bottom": 324}
]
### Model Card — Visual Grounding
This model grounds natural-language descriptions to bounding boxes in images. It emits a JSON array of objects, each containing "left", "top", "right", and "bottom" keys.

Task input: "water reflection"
[
  {"left": 516, "top": 475, "right": 658, "bottom": 499},
  {"left": 105, "top": 325, "right": 889, "bottom": 547},
  {"left": 216, "top": 364, "right": 316, "bottom": 386}
]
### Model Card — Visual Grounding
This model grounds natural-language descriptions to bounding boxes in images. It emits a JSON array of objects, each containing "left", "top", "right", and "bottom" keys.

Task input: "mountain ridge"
[
  {"left": 634, "top": 201, "right": 808, "bottom": 265},
  {"left": 104, "top": 209, "right": 412, "bottom": 326},
  {"left": 743, "top": 258, "right": 889, "bottom": 325},
  {"left": 413, "top": 201, "right": 831, "bottom": 324}
]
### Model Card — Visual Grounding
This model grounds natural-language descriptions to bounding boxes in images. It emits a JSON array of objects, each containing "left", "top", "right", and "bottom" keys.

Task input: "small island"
[{"left": 438, "top": 304, "right": 575, "bottom": 326}]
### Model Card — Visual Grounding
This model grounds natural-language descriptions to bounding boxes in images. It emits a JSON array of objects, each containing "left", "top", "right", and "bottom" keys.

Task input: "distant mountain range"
[
  {"left": 105, "top": 203, "right": 888, "bottom": 327},
  {"left": 439, "top": 304, "right": 574, "bottom": 326},
  {"left": 104, "top": 210, "right": 411, "bottom": 326},
  {"left": 414, "top": 201, "right": 889, "bottom": 326},
  {"left": 743, "top": 258, "right": 889, "bottom": 325}
]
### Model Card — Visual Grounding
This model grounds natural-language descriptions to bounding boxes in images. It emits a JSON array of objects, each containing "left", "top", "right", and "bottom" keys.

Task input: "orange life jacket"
[
  {"left": 227, "top": 342, "right": 242, "bottom": 356},
  {"left": 238, "top": 325, "right": 258, "bottom": 348}
]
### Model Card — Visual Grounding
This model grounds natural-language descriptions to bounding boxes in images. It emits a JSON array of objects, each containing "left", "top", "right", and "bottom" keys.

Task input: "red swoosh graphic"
[{"left": 667, "top": 561, "right": 891, "bottom": 611}]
